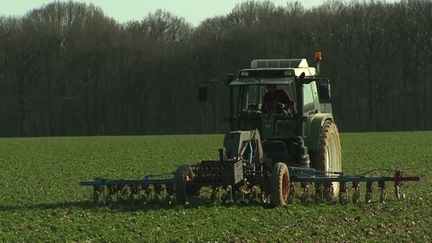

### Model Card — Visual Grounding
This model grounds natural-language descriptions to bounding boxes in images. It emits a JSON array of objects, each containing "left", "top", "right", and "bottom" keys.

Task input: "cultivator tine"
[
  {"left": 105, "top": 185, "right": 115, "bottom": 205},
  {"left": 365, "top": 182, "right": 373, "bottom": 203},
  {"left": 118, "top": 185, "right": 125, "bottom": 199},
  {"left": 145, "top": 185, "right": 153, "bottom": 201},
  {"left": 262, "top": 193, "right": 270, "bottom": 204},
  {"left": 165, "top": 184, "right": 175, "bottom": 204},
  {"left": 239, "top": 185, "right": 249, "bottom": 204},
  {"left": 128, "top": 185, "right": 136, "bottom": 201},
  {"left": 109, "top": 186, "right": 116, "bottom": 201},
  {"left": 112, "top": 185, "right": 119, "bottom": 201},
  {"left": 339, "top": 182, "right": 349, "bottom": 204},
  {"left": 144, "top": 185, "right": 152, "bottom": 203},
  {"left": 133, "top": 185, "right": 140, "bottom": 200},
  {"left": 314, "top": 182, "right": 324, "bottom": 202},
  {"left": 115, "top": 185, "right": 125, "bottom": 202},
  {"left": 378, "top": 181, "right": 386, "bottom": 203},
  {"left": 148, "top": 185, "right": 156, "bottom": 202},
  {"left": 162, "top": 185, "right": 169, "bottom": 201},
  {"left": 133, "top": 184, "right": 140, "bottom": 194},
  {"left": 125, "top": 186, "right": 132, "bottom": 201},
  {"left": 224, "top": 185, "right": 234, "bottom": 203},
  {"left": 250, "top": 185, "right": 258, "bottom": 202},
  {"left": 258, "top": 186, "right": 265, "bottom": 203},
  {"left": 352, "top": 182, "right": 360, "bottom": 203},
  {"left": 125, "top": 186, "right": 133, "bottom": 202},
  {"left": 154, "top": 184, "right": 163, "bottom": 202},
  {"left": 92, "top": 186, "right": 103, "bottom": 203},
  {"left": 210, "top": 186, "right": 219, "bottom": 203},
  {"left": 394, "top": 170, "right": 405, "bottom": 200},
  {"left": 260, "top": 185, "right": 270, "bottom": 204},
  {"left": 325, "top": 182, "right": 334, "bottom": 202},
  {"left": 243, "top": 186, "right": 251, "bottom": 203},
  {"left": 136, "top": 185, "right": 144, "bottom": 202},
  {"left": 139, "top": 185, "right": 148, "bottom": 203},
  {"left": 288, "top": 182, "right": 295, "bottom": 203},
  {"left": 246, "top": 184, "right": 254, "bottom": 203},
  {"left": 121, "top": 185, "right": 130, "bottom": 201},
  {"left": 300, "top": 182, "right": 310, "bottom": 203},
  {"left": 117, "top": 185, "right": 123, "bottom": 199}
]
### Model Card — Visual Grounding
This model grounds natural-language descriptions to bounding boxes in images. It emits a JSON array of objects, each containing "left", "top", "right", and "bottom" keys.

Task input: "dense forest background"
[{"left": 0, "top": 0, "right": 431, "bottom": 137}]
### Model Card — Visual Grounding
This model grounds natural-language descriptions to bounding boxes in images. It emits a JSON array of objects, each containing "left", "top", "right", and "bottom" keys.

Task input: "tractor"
[{"left": 81, "top": 53, "right": 419, "bottom": 207}]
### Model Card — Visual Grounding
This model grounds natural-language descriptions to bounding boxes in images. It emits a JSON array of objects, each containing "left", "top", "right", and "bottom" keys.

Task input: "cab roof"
[
  {"left": 250, "top": 58, "right": 316, "bottom": 76},
  {"left": 230, "top": 58, "right": 317, "bottom": 85}
]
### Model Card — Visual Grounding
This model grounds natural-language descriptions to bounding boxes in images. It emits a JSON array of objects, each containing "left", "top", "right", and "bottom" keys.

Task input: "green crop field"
[{"left": 0, "top": 132, "right": 431, "bottom": 241}]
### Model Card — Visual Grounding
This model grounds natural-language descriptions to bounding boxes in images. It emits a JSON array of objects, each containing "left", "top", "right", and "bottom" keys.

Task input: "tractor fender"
[{"left": 304, "top": 113, "right": 334, "bottom": 152}]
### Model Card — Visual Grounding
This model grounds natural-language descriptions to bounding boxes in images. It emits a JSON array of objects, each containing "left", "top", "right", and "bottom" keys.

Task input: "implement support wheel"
[
  {"left": 270, "top": 162, "right": 290, "bottom": 207},
  {"left": 175, "top": 165, "right": 195, "bottom": 205},
  {"left": 311, "top": 120, "right": 342, "bottom": 199}
]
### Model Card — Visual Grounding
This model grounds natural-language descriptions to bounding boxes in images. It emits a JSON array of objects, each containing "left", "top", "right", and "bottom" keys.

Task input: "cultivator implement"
[{"left": 81, "top": 165, "right": 419, "bottom": 206}]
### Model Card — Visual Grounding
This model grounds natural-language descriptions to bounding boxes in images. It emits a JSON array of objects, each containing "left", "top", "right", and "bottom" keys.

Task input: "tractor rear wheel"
[
  {"left": 270, "top": 162, "right": 290, "bottom": 207},
  {"left": 175, "top": 165, "right": 195, "bottom": 205},
  {"left": 310, "top": 120, "right": 342, "bottom": 199}
]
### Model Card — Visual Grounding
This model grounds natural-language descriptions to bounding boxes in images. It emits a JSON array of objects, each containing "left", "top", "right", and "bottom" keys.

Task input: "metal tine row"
[
  {"left": 206, "top": 181, "right": 402, "bottom": 205},
  {"left": 92, "top": 184, "right": 175, "bottom": 205},
  {"left": 91, "top": 181, "right": 406, "bottom": 206},
  {"left": 293, "top": 180, "right": 404, "bottom": 204}
]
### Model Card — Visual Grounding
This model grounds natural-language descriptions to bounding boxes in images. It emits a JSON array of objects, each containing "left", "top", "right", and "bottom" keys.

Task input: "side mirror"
[
  {"left": 317, "top": 80, "right": 331, "bottom": 102},
  {"left": 198, "top": 86, "right": 208, "bottom": 102}
]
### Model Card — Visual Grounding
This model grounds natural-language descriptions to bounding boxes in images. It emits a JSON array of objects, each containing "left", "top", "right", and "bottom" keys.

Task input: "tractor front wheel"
[{"left": 270, "top": 162, "right": 290, "bottom": 207}]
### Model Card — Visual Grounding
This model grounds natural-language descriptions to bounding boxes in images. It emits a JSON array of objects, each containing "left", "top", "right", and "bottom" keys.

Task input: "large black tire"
[
  {"left": 270, "top": 162, "right": 290, "bottom": 207},
  {"left": 175, "top": 165, "right": 194, "bottom": 205},
  {"left": 310, "top": 120, "right": 342, "bottom": 198}
]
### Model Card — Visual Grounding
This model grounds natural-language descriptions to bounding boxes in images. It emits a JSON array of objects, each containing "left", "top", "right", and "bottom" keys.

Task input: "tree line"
[{"left": 0, "top": 0, "right": 431, "bottom": 137}]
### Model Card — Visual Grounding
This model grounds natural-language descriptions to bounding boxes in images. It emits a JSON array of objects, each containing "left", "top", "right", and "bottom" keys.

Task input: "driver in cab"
[{"left": 262, "top": 84, "right": 294, "bottom": 115}]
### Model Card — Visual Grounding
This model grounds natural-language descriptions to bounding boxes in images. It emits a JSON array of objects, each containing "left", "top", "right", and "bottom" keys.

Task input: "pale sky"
[{"left": 1, "top": 0, "right": 399, "bottom": 26}]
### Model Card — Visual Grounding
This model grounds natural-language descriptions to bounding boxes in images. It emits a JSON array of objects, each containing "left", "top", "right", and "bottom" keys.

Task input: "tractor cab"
[{"left": 229, "top": 59, "right": 318, "bottom": 140}]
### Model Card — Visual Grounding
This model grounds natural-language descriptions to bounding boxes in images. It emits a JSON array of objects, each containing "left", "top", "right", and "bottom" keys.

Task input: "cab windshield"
[{"left": 231, "top": 80, "right": 295, "bottom": 117}]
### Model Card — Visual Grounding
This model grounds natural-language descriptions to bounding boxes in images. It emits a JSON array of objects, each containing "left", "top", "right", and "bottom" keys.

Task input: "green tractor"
[
  {"left": 81, "top": 53, "right": 419, "bottom": 207},
  {"left": 197, "top": 53, "right": 341, "bottom": 204}
]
